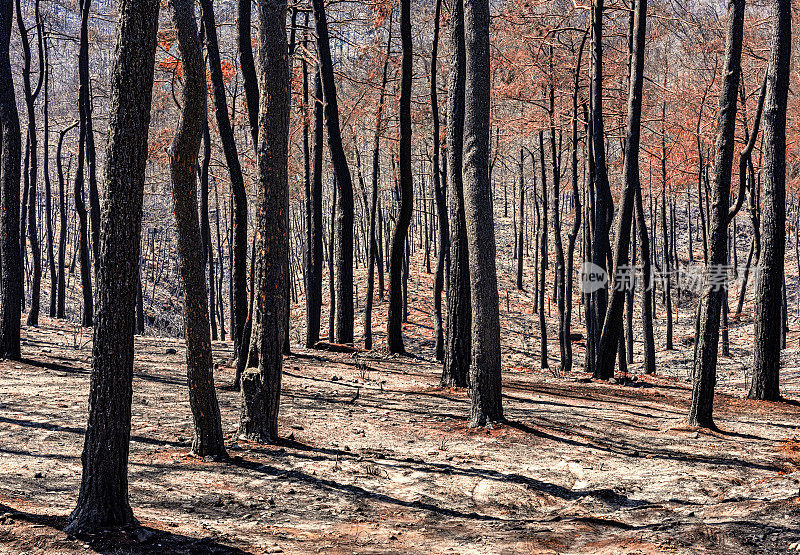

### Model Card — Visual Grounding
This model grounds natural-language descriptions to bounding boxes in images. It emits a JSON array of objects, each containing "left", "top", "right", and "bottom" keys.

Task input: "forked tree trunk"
[
  {"left": 239, "top": 0, "right": 290, "bottom": 443},
  {"left": 595, "top": 0, "right": 646, "bottom": 379},
  {"left": 199, "top": 0, "right": 248, "bottom": 361},
  {"left": 65, "top": 0, "right": 159, "bottom": 532},
  {"left": 312, "top": 0, "right": 355, "bottom": 344},
  {"left": 689, "top": 0, "right": 744, "bottom": 428}
]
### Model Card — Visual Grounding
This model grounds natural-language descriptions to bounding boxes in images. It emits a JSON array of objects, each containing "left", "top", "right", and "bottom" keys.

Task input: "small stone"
[
  {"left": 267, "top": 547, "right": 283, "bottom": 553},
  {"left": 133, "top": 528, "right": 156, "bottom": 543},
  {"left": 165, "top": 348, "right": 177, "bottom": 355}
]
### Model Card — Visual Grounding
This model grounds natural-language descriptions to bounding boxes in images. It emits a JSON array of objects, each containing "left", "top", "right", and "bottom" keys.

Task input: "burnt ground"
[{"left": 1, "top": 317, "right": 800, "bottom": 554}]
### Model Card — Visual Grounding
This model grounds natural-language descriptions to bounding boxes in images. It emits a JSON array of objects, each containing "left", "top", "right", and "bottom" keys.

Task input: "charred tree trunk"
[
  {"left": 199, "top": 0, "right": 248, "bottom": 361},
  {"left": 239, "top": 0, "right": 289, "bottom": 443},
  {"left": 463, "top": 0, "right": 502, "bottom": 427},
  {"left": 442, "top": 0, "right": 470, "bottom": 388},
  {"left": 0, "top": 0, "right": 22, "bottom": 359},
  {"left": 56, "top": 122, "right": 77, "bottom": 320},
  {"left": 595, "top": 0, "right": 646, "bottom": 379},
  {"left": 689, "top": 0, "right": 744, "bottom": 427},
  {"left": 312, "top": 0, "right": 354, "bottom": 344},
  {"left": 64, "top": 0, "right": 159, "bottom": 531},
  {"left": 750, "top": 0, "right": 790, "bottom": 401},
  {"left": 430, "top": 0, "right": 448, "bottom": 361},
  {"left": 169, "top": 0, "right": 226, "bottom": 458},
  {"left": 516, "top": 148, "right": 525, "bottom": 291},
  {"left": 387, "top": 0, "right": 413, "bottom": 354},
  {"left": 364, "top": 20, "right": 392, "bottom": 351}
]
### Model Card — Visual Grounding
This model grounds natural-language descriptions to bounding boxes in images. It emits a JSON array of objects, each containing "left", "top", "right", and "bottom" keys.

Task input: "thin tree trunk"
[
  {"left": 387, "top": 0, "right": 413, "bottom": 353},
  {"left": 200, "top": 0, "right": 248, "bottom": 360},
  {"left": 312, "top": 0, "right": 355, "bottom": 344}
]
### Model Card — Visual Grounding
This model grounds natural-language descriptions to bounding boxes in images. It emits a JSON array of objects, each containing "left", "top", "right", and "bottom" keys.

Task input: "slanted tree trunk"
[
  {"left": 387, "top": 0, "right": 413, "bottom": 354},
  {"left": 169, "top": 0, "right": 226, "bottom": 458},
  {"left": 239, "top": 0, "right": 289, "bottom": 442},
  {"left": 595, "top": 0, "right": 646, "bottom": 379},
  {"left": 364, "top": 19, "right": 392, "bottom": 351},
  {"left": 64, "top": 0, "right": 159, "bottom": 532},
  {"left": 442, "top": 0, "right": 470, "bottom": 388},
  {"left": 750, "top": 0, "right": 790, "bottom": 401},
  {"left": 199, "top": 0, "right": 248, "bottom": 361},
  {"left": 689, "top": 0, "right": 744, "bottom": 427},
  {"left": 312, "top": 0, "right": 354, "bottom": 344},
  {"left": 463, "top": 0, "right": 502, "bottom": 427},
  {"left": 0, "top": 0, "right": 23, "bottom": 359},
  {"left": 56, "top": 122, "right": 77, "bottom": 320}
]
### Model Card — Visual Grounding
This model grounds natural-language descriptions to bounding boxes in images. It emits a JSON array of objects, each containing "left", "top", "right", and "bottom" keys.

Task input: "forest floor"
[{"left": 1, "top": 317, "right": 800, "bottom": 554}]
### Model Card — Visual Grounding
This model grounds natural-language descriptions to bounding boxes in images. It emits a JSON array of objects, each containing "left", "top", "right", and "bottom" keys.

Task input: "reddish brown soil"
[{"left": 1, "top": 317, "right": 800, "bottom": 554}]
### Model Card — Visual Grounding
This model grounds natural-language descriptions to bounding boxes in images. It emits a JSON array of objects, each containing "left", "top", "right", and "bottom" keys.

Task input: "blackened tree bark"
[
  {"left": 688, "top": 0, "right": 744, "bottom": 428},
  {"left": 56, "top": 122, "right": 77, "bottom": 319},
  {"left": 588, "top": 0, "right": 613, "bottom": 375},
  {"left": 516, "top": 148, "right": 525, "bottom": 290},
  {"left": 563, "top": 32, "right": 587, "bottom": 374},
  {"left": 238, "top": 0, "right": 258, "bottom": 145},
  {"left": 430, "top": 0, "right": 448, "bottom": 361},
  {"left": 199, "top": 0, "right": 248, "bottom": 361},
  {"left": 64, "top": 0, "right": 159, "bottom": 532},
  {"left": 200, "top": 116, "right": 217, "bottom": 340},
  {"left": 463, "top": 0, "right": 502, "bottom": 427},
  {"left": 169, "top": 0, "right": 226, "bottom": 458},
  {"left": 364, "top": 19, "right": 392, "bottom": 351},
  {"left": 595, "top": 0, "right": 646, "bottom": 379},
  {"left": 16, "top": 0, "right": 44, "bottom": 327},
  {"left": 239, "top": 0, "right": 289, "bottom": 442},
  {"left": 537, "top": 133, "right": 548, "bottom": 369},
  {"left": 306, "top": 69, "right": 324, "bottom": 347},
  {"left": 387, "top": 0, "right": 413, "bottom": 354},
  {"left": 43, "top": 31, "right": 57, "bottom": 318},
  {"left": 0, "top": 0, "right": 22, "bottom": 359},
  {"left": 634, "top": 175, "right": 655, "bottom": 374},
  {"left": 312, "top": 0, "right": 354, "bottom": 344},
  {"left": 442, "top": 0, "right": 470, "bottom": 388},
  {"left": 74, "top": 0, "right": 93, "bottom": 327},
  {"left": 750, "top": 0, "right": 790, "bottom": 402}
]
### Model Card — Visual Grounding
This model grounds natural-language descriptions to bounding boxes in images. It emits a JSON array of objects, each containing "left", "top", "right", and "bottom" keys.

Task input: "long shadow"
[
  {"left": 0, "top": 416, "right": 187, "bottom": 449},
  {"left": 19, "top": 357, "right": 187, "bottom": 388},
  {"left": 0, "top": 503, "right": 248, "bottom": 554},
  {"left": 504, "top": 420, "right": 785, "bottom": 473},
  {"left": 229, "top": 457, "right": 541, "bottom": 523}
]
